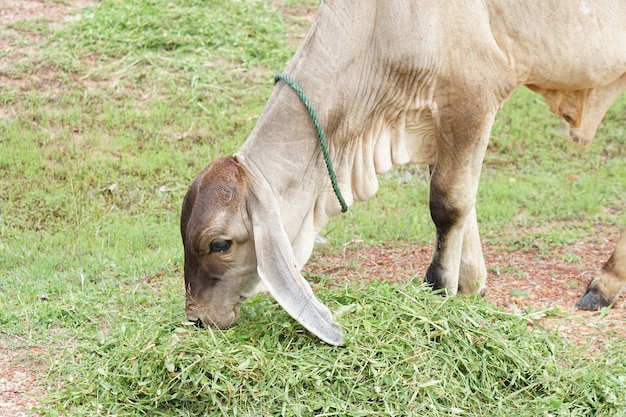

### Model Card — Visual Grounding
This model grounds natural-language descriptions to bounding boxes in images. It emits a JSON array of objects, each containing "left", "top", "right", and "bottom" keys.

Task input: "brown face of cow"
[{"left": 180, "top": 156, "right": 262, "bottom": 330}]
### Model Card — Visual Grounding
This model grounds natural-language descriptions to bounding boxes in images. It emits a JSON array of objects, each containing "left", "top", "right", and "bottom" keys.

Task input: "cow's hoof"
[
  {"left": 575, "top": 289, "right": 612, "bottom": 311},
  {"left": 425, "top": 266, "right": 456, "bottom": 296}
]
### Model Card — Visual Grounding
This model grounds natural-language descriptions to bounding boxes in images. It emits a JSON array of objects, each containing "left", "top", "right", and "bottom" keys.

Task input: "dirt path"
[
  {"left": 307, "top": 229, "right": 626, "bottom": 351},
  {"left": 0, "top": 340, "right": 47, "bottom": 417}
]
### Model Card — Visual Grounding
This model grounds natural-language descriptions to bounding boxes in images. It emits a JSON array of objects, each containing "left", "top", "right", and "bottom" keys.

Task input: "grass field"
[{"left": 1, "top": 0, "right": 625, "bottom": 416}]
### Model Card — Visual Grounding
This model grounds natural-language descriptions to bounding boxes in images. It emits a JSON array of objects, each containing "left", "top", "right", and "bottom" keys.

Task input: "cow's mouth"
[{"left": 185, "top": 298, "right": 243, "bottom": 330}]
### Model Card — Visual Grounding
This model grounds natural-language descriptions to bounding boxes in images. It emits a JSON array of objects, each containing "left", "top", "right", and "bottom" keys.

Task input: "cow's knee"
[
  {"left": 428, "top": 178, "right": 473, "bottom": 231},
  {"left": 429, "top": 198, "right": 463, "bottom": 233}
]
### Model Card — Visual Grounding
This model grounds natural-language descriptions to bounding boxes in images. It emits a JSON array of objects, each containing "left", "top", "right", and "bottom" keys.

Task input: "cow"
[{"left": 181, "top": 0, "right": 626, "bottom": 345}]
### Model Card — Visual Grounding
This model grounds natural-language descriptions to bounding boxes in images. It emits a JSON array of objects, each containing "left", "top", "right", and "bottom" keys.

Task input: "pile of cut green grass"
[{"left": 48, "top": 281, "right": 625, "bottom": 417}]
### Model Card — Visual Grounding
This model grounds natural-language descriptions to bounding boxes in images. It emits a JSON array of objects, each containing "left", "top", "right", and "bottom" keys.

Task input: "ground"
[
  {"left": 1, "top": 3, "right": 99, "bottom": 416},
  {"left": 307, "top": 232, "right": 626, "bottom": 348},
  {"left": 1, "top": 1, "right": 624, "bottom": 416}
]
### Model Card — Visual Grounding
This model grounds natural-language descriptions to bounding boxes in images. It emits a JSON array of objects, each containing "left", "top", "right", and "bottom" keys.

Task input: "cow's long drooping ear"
[{"left": 248, "top": 182, "right": 345, "bottom": 346}]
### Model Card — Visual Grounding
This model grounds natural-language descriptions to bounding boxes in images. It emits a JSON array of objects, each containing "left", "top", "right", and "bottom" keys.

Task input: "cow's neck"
[
  {"left": 235, "top": 85, "right": 338, "bottom": 267},
  {"left": 235, "top": 0, "right": 440, "bottom": 266}
]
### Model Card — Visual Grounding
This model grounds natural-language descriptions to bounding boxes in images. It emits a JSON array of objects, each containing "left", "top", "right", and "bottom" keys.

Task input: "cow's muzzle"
[{"left": 185, "top": 298, "right": 243, "bottom": 330}]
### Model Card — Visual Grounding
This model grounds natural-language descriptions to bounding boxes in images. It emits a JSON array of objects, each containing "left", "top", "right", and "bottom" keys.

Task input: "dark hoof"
[
  {"left": 425, "top": 266, "right": 447, "bottom": 292},
  {"left": 575, "top": 289, "right": 612, "bottom": 311}
]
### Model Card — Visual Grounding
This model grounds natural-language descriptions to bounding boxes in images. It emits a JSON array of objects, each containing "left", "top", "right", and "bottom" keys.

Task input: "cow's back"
[{"left": 488, "top": 0, "right": 626, "bottom": 89}]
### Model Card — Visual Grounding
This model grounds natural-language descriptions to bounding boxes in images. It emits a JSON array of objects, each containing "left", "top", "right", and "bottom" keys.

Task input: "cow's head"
[{"left": 180, "top": 156, "right": 345, "bottom": 345}]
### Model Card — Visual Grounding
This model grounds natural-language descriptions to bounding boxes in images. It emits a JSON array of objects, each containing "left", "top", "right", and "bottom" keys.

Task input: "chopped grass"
[{"left": 47, "top": 281, "right": 626, "bottom": 416}]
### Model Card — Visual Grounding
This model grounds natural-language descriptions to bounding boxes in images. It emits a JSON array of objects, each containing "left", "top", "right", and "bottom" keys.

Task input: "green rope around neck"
[{"left": 274, "top": 72, "right": 348, "bottom": 213}]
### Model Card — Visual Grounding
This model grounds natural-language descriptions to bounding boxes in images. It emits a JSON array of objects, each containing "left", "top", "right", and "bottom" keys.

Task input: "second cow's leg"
[{"left": 576, "top": 226, "right": 626, "bottom": 310}]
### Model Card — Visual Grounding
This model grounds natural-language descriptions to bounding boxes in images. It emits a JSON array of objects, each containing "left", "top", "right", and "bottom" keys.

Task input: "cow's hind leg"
[{"left": 576, "top": 226, "right": 626, "bottom": 310}]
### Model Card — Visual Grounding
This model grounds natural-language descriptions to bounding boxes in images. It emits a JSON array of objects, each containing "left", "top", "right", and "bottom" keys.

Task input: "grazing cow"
[{"left": 181, "top": 0, "right": 626, "bottom": 345}]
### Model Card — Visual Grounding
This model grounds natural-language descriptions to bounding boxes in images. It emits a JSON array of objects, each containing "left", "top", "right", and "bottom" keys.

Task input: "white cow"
[{"left": 181, "top": 0, "right": 626, "bottom": 345}]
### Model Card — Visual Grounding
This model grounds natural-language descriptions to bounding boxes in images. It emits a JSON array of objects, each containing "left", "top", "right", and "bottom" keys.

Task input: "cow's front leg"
[
  {"left": 423, "top": 179, "right": 487, "bottom": 295},
  {"left": 576, "top": 226, "right": 626, "bottom": 310},
  {"left": 425, "top": 105, "right": 493, "bottom": 296},
  {"left": 426, "top": 167, "right": 480, "bottom": 295}
]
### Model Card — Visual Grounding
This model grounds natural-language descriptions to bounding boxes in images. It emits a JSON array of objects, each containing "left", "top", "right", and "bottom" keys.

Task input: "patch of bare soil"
[
  {"left": 306, "top": 229, "right": 626, "bottom": 351},
  {"left": 0, "top": 339, "right": 47, "bottom": 417},
  {"left": 0, "top": 0, "right": 98, "bottom": 91}
]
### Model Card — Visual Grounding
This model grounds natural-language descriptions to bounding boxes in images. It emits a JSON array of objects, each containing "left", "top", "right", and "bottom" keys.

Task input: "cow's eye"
[{"left": 209, "top": 240, "right": 232, "bottom": 254}]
